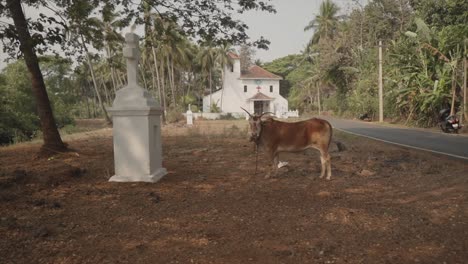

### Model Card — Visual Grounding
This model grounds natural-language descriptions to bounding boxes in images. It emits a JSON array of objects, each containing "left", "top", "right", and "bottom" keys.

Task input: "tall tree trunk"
[
  {"left": 6, "top": 0, "right": 66, "bottom": 152},
  {"left": 167, "top": 56, "right": 176, "bottom": 107},
  {"left": 92, "top": 90, "right": 98, "bottom": 118},
  {"left": 220, "top": 69, "right": 225, "bottom": 110},
  {"left": 80, "top": 83, "right": 91, "bottom": 118},
  {"left": 184, "top": 73, "right": 193, "bottom": 105},
  {"left": 101, "top": 80, "right": 111, "bottom": 106},
  {"left": 117, "top": 72, "right": 125, "bottom": 87},
  {"left": 170, "top": 58, "right": 176, "bottom": 106},
  {"left": 463, "top": 56, "right": 467, "bottom": 122},
  {"left": 81, "top": 35, "right": 112, "bottom": 124},
  {"left": 85, "top": 97, "right": 91, "bottom": 118},
  {"left": 150, "top": 64, "right": 157, "bottom": 97},
  {"left": 160, "top": 58, "right": 167, "bottom": 121},
  {"left": 209, "top": 69, "right": 213, "bottom": 112},
  {"left": 106, "top": 45, "right": 118, "bottom": 94},
  {"left": 140, "top": 62, "right": 148, "bottom": 90},
  {"left": 151, "top": 47, "right": 163, "bottom": 106}
]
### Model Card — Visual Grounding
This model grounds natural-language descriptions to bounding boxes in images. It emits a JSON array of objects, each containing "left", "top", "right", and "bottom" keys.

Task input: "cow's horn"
[
  {"left": 260, "top": 112, "right": 274, "bottom": 118},
  {"left": 240, "top": 107, "right": 253, "bottom": 117}
]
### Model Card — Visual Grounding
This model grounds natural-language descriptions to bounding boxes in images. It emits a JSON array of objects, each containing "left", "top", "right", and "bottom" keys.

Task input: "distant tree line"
[
  {"left": 262, "top": 0, "right": 467, "bottom": 127},
  {"left": 0, "top": 0, "right": 275, "bottom": 148}
]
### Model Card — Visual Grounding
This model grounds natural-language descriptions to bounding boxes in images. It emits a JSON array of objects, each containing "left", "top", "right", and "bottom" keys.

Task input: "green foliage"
[
  {"left": 0, "top": 59, "right": 76, "bottom": 145},
  {"left": 279, "top": 0, "right": 467, "bottom": 128},
  {"left": 166, "top": 106, "right": 185, "bottom": 123},
  {"left": 347, "top": 78, "right": 378, "bottom": 116},
  {"left": 219, "top": 113, "right": 240, "bottom": 120},
  {"left": 0, "top": 61, "right": 39, "bottom": 144},
  {"left": 210, "top": 103, "right": 221, "bottom": 113},
  {"left": 263, "top": 54, "right": 307, "bottom": 98}
]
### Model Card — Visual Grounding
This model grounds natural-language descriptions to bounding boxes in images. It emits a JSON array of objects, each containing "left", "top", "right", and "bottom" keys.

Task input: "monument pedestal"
[
  {"left": 108, "top": 33, "right": 167, "bottom": 183},
  {"left": 108, "top": 106, "right": 167, "bottom": 183}
]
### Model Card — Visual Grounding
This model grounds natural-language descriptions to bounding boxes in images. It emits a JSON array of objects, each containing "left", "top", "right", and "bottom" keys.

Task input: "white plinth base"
[{"left": 109, "top": 168, "right": 167, "bottom": 183}]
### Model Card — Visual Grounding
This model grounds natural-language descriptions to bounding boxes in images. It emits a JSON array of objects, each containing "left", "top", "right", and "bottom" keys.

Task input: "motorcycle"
[{"left": 439, "top": 108, "right": 462, "bottom": 133}]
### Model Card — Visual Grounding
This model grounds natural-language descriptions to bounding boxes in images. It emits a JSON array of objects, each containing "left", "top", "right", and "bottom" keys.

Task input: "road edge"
[{"left": 334, "top": 127, "right": 468, "bottom": 161}]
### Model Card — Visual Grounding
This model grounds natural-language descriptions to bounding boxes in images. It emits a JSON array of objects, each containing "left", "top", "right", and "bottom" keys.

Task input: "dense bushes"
[
  {"left": 264, "top": 0, "right": 466, "bottom": 126},
  {"left": 0, "top": 59, "right": 75, "bottom": 145}
]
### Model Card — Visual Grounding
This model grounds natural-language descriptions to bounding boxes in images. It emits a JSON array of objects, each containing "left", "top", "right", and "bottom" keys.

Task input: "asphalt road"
[{"left": 323, "top": 117, "right": 468, "bottom": 161}]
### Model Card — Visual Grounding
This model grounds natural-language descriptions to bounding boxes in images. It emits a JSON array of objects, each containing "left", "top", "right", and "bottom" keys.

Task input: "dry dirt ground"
[{"left": 1, "top": 119, "right": 467, "bottom": 264}]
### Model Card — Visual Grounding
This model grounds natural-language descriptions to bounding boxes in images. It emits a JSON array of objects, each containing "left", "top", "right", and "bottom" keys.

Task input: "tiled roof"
[
  {"left": 248, "top": 92, "right": 274, "bottom": 101},
  {"left": 241, "top": 65, "right": 282, "bottom": 80},
  {"left": 227, "top": 52, "right": 240, "bottom": 59}
]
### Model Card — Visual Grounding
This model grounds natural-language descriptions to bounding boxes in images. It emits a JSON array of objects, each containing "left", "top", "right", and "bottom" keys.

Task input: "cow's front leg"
[
  {"left": 318, "top": 149, "right": 331, "bottom": 180},
  {"left": 265, "top": 152, "right": 279, "bottom": 179}
]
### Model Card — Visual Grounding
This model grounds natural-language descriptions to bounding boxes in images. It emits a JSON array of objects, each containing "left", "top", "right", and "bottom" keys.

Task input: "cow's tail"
[
  {"left": 326, "top": 120, "right": 333, "bottom": 149},
  {"left": 326, "top": 120, "right": 346, "bottom": 152}
]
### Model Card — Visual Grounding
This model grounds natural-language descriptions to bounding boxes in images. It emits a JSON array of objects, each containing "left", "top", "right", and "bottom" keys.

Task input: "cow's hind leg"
[
  {"left": 265, "top": 152, "right": 278, "bottom": 179},
  {"left": 325, "top": 151, "right": 332, "bottom": 180}
]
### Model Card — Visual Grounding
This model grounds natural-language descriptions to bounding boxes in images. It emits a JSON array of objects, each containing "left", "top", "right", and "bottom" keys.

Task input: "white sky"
[
  {"left": 0, "top": 0, "right": 363, "bottom": 70},
  {"left": 239, "top": 0, "right": 360, "bottom": 62}
]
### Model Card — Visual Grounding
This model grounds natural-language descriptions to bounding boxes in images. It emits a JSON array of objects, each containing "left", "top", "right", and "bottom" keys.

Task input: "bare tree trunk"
[
  {"left": 160, "top": 58, "right": 167, "bottom": 122},
  {"left": 220, "top": 69, "right": 225, "bottom": 110},
  {"left": 463, "top": 53, "right": 467, "bottom": 123},
  {"left": 149, "top": 62, "right": 156, "bottom": 96},
  {"left": 101, "top": 80, "right": 111, "bottom": 106},
  {"left": 81, "top": 83, "right": 91, "bottom": 118},
  {"left": 140, "top": 63, "right": 148, "bottom": 90},
  {"left": 85, "top": 97, "right": 91, "bottom": 118},
  {"left": 6, "top": 0, "right": 66, "bottom": 152},
  {"left": 92, "top": 90, "right": 98, "bottom": 118},
  {"left": 209, "top": 69, "right": 213, "bottom": 112},
  {"left": 185, "top": 73, "right": 193, "bottom": 105},
  {"left": 167, "top": 56, "right": 176, "bottom": 107},
  {"left": 152, "top": 47, "right": 163, "bottom": 107},
  {"left": 81, "top": 35, "right": 112, "bottom": 124},
  {"left": 106, "top": 45, "right": 118, "bottom": 94},
  {"left": 111, "top": 67, "right": 118, "bottom": 91},
  {"left": 171, "top": 59, "right": 177, "bottom": 106},
  {"left": 117, "top": 72, "right": 125, "bottom": 87}
]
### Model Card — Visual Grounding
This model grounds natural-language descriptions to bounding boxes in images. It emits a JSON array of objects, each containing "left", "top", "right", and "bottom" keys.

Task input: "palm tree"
[
  {"left": 101, "top": 3, "right": 127, "bottom": 94},
  {"left": 79, "top": 33, "right": 112, "bottom": 124},
  {"left": 215, "top": 43, "right": 234, "bottom": 109},
  {"left": 198, "top": 44, "right": 217, "bottom": 112},
  {"left": 304, "top": 0, "right": 340, "bottom": 45},
  {"left": 150, "top": 14, "right": 189, "bottom": 109},
  {"left": 67, "top": 2, "right": 112, "bottom": 124}
]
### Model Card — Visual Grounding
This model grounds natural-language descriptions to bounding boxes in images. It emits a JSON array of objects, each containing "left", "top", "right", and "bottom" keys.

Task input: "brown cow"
[{"left": 242, "top": 108, "right": 333, "bottom": 180}]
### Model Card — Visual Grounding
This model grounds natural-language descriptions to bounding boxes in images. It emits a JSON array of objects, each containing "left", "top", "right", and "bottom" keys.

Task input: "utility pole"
[
  {"left": 463, "top": 55, "right": 467, "bottom": 123},
  {"left": 378, "top": 40, "right": 384, "bottom": 122}
]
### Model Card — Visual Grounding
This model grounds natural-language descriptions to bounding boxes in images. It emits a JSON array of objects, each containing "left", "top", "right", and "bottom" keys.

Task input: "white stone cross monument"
[
  {"left": 186, "top": 104, "right": 193, "bottom": 126},
  {"left": 107, "top": 32, "right": 167, "bottom": 182}
]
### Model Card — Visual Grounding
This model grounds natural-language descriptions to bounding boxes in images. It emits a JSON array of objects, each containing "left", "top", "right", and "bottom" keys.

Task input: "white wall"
[{"left": 203, "top": 58, "right": 288, "bottom": 114}]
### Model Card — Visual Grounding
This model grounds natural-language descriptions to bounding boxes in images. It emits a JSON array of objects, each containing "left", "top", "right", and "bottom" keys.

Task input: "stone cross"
[
  {"left": 123, "top": 33, "right": 140, "bottom": 86},
  {"left": 107, "top": 32, "right": 167, "bottom": 183},
  {"left": 186, "top": 104, "right": 193, "bottom": 126}
]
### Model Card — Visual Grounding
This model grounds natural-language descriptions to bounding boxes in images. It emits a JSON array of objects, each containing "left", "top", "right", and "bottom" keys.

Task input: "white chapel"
[{"left": 203, "top": 52, "right": 289, "bottom": 116}]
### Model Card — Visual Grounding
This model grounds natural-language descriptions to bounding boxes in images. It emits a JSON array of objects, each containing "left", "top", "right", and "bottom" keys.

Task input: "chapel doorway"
[{"left": 254, "top": 101, "right": 269, "bottom": 115}]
